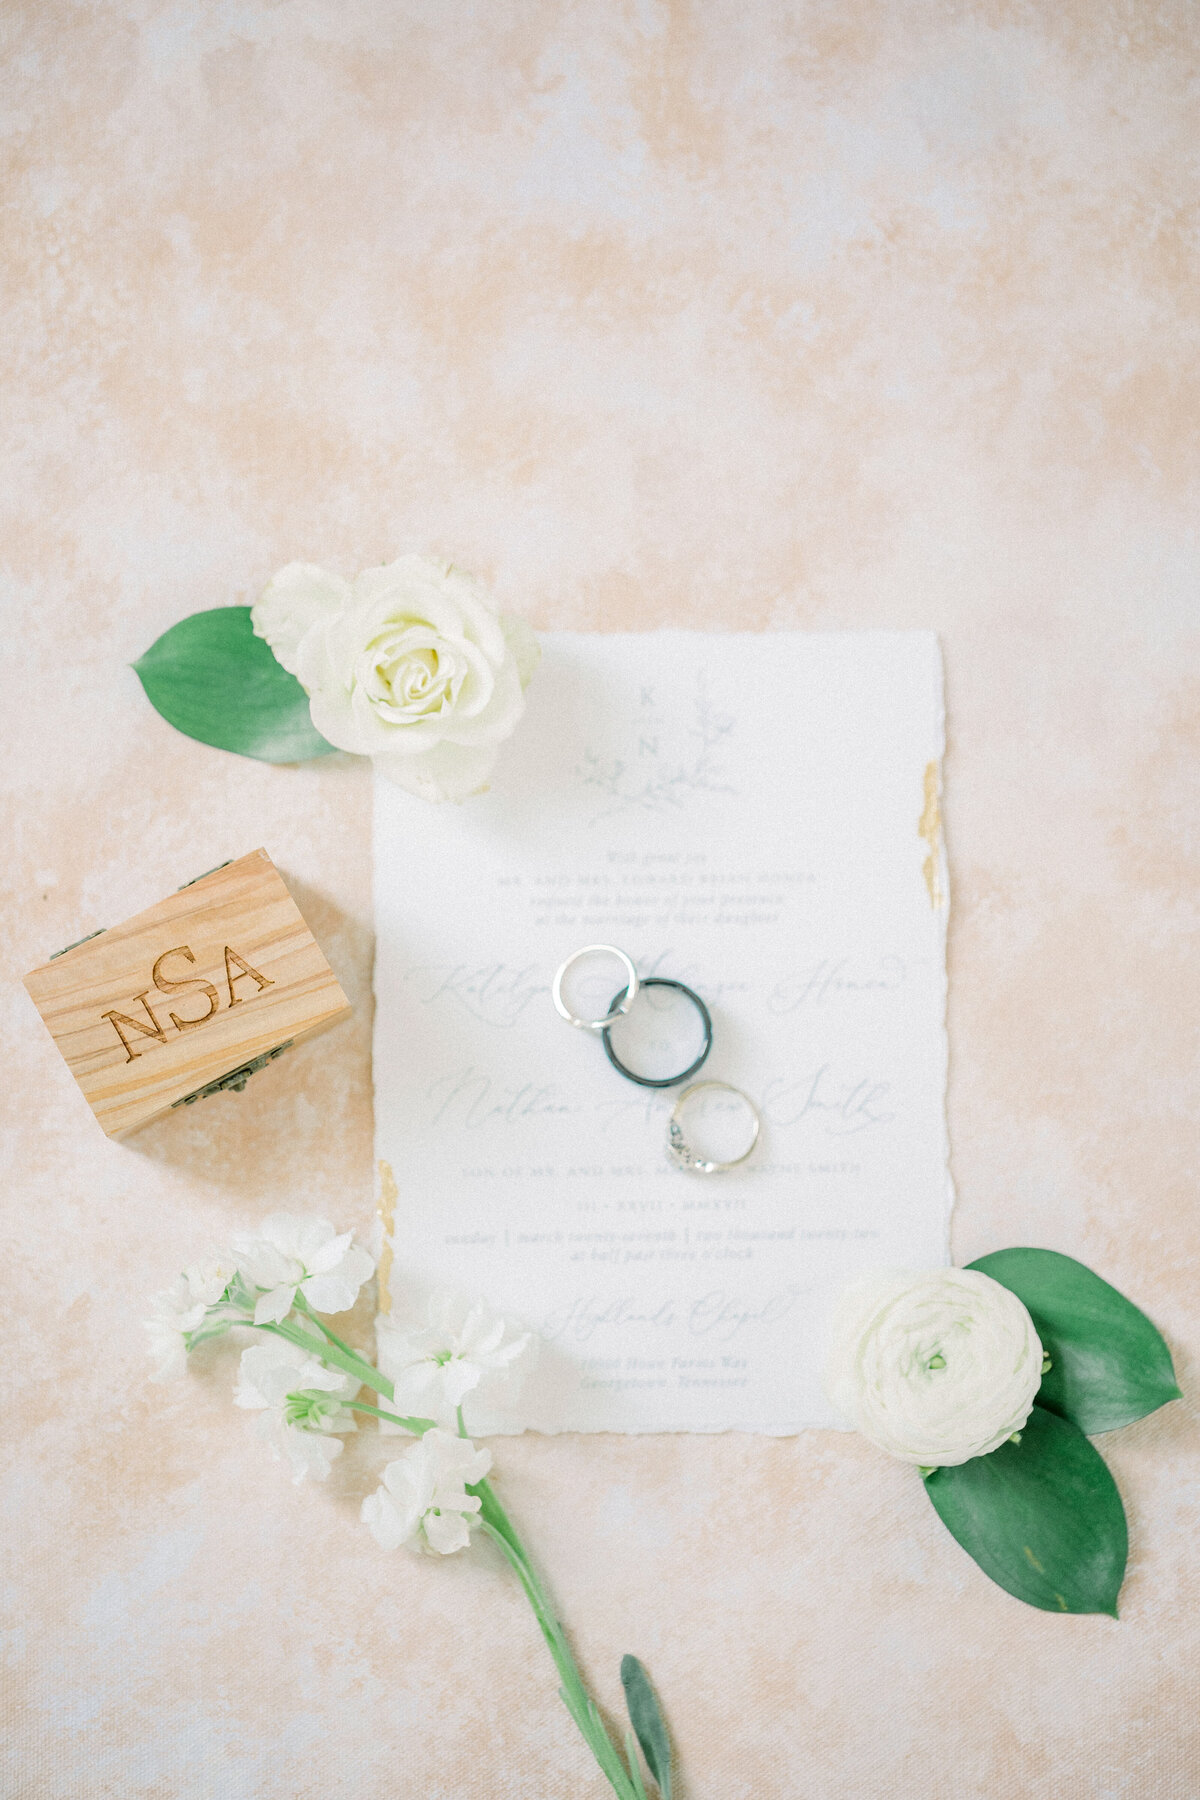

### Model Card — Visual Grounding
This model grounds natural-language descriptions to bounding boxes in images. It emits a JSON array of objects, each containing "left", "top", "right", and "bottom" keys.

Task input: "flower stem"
[
  {"left": 259, "top": 1322, "right": 644, "bottom": 1795},
  {"left": 476, "top": 1481, "right": 644, "bottom": 1800},
  {"left": 259, "top": 1319, "right": 395, "bottom": 1400},
  {"left": 293, "top": 1295, "right": 360, "bottom": 1364},
  {"left": 347, "top": 1398, "right": 434, "bottom": 1433}
]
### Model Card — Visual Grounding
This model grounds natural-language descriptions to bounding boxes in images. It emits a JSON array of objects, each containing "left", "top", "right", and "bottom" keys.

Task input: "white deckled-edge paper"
[{"left": 373, "top": 632, "right": 952, "bottom": 1433}]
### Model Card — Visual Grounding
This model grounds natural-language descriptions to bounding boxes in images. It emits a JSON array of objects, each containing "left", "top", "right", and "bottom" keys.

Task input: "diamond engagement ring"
[{"left": 666, "top": 1081, "right": 761, "bottom": 1174}]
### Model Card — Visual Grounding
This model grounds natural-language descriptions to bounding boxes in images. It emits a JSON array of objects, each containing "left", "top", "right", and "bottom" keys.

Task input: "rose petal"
[
  {"left": 436, "top": 650, "right": 525, "bottom": 746},
  {"left": 373, "top": 739, "right": 499, "bottom": 803},
  {"left": 252, "top": 564, "right": 351, "bottom": 677}
]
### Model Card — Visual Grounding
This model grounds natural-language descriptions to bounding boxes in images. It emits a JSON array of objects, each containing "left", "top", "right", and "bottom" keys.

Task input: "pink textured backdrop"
[{"left": 2, "top": 4, "right": 1197, "bottom": 1796}]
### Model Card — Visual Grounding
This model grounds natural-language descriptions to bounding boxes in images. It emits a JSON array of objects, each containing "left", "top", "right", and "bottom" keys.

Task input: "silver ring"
[
  {"left": 552, "top": 944, "right": 640, "bottom": 1032},
  {"left": 667, "top": 1081, "right": 760, "bottom": 1174}
]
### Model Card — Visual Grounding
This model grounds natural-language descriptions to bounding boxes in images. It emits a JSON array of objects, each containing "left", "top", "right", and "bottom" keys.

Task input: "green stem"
[
  {"left": 294, "top": 1294, "right": 360, "bottom": 1363},
  {"left": 258, "top": 1319, "right": 395, "bottom": 1400},
  {"left": 347, "top": 1398, "right": 434, "bottom": 1433},
  {"left": 476, "top": 1481, "right": 642, "bottom": 1800},
  {"left": 254, "top": 1322, "right": 641, "bottom": 1796}
]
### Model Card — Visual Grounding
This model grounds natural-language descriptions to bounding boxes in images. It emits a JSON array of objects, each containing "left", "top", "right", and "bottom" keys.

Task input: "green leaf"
[
  {"left": 925, "top": 1404, "right": 1127, "bottom": 1615},
  {"left": 969, "top": 1248, "right": 1181, "bottom": 1434},
  {"left": 623, "top": 1731, "right": 651, "bottom": 1800},
  {"left": 620, "top": 1656, "right": 672, "bottom": 1799},
  {"left": 133, "top": 607, "right": 336, "bottom": 764}
]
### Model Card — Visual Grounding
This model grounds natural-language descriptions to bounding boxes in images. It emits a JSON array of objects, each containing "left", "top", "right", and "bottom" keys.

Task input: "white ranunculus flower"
[
  {"left": 234, "top": 1340, "right": 360, "bottom": 1483},
  {"left": 361, "top": 1428, "right": 492, "bottom": 1555},
  {"left": 229, "top": 1213, "right": 375, "bottom": 1325},
  {"left": 825, "top": 1268, "right": 1044, "bottom": 1467},
  {"left": 375, "top": 1294, "right": 533, "bottom": 1429},
  {"left": 251, "top": 554, "right": 539, "bottom": 802}
]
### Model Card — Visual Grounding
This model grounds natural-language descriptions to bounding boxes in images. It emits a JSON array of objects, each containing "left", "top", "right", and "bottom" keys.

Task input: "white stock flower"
[
  {"left": 825, "top": 1267, "right": 1044, "bottom": 1467},
  {"left": 184, "top": 1257, "right": 238, "bottom": 1307},
  {"left": 144, "top": 1255, "right": 239, "bottom": 1380},
  {"left": 361, "top": 1428, "right": 492, "bottom": 1555},
  {"left": 230, "top": 1213, "right": 375, "bottom": 1325},
  {"left": 252, "top": 554, "right": 539, "bottom": 802},
  {"left": 375, "top": 1295, "right": 532, "bottom": 1428},
  {"left": 234, "top": 1340, "right": 360, "bottom": 1483}
]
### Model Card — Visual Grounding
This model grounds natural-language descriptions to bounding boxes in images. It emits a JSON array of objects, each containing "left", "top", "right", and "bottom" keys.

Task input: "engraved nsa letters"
[{"left": 100, "top": 944, "right": 274, "bottom": 1063}]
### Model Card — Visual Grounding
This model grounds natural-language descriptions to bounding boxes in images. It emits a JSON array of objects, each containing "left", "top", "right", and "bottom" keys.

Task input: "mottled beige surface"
[{"left": 2, "top": 5, "right": 1197, "bottom": 1796}]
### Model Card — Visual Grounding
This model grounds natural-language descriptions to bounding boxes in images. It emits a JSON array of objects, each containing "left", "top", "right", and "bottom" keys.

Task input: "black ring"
[{"left": 601, "top": 978, "right": 713, "bottom": 1089}]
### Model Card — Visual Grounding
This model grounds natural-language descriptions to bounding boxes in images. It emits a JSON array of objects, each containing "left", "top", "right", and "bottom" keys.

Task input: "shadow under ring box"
[{"left": 23, "top": 847, "right": 352, "bottom": 1139}]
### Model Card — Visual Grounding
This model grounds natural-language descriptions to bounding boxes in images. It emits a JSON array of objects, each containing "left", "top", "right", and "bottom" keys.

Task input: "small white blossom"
[
  {"left": 234, "top": 1340, "right": 360, "bottom": 1483},
  {"left": 145, "top": 1278, "right": 206, "bottom": 1381},
  {"left": 230, "top": 1213, "right": 375, "bottom": 1325},
  {"left": 184, "top": 1256, "right": 237, "bottom": 1307},
  {"left": 361, "top": 1428, "right": 492, "bottom": 1554},
  {"left": 825, "top": 1267, "right": 1044, "bottom": 1466},
  {"left": 375, "top": 1295, "right": 532, "bottom": 1428},
  {"left": 144, "top": 1255, "right": 239, "bottom": 1380}
]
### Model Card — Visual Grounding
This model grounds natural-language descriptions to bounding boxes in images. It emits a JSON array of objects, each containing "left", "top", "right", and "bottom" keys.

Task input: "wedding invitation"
[{"left": 373, "top": 632, "right": 951, "bottom": 1432}]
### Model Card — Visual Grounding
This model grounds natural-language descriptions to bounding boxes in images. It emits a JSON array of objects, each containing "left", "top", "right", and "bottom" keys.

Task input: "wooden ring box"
[{"left": 23, "top": 848, "right": 352, "bottom": 1139}]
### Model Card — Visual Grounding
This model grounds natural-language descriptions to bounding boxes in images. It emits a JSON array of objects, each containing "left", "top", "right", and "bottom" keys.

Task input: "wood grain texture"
[{"left": 22, "top": 848, "right": 351, "bottom": 1138}]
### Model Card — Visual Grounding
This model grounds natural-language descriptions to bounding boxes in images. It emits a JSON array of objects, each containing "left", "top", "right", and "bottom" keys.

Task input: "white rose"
[
  {"left": 251, "top": 554, "right": 539, "bottom": 801},
  {"left": 825, "top": 1267, "right": 1043, "bottom": 1466}
]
